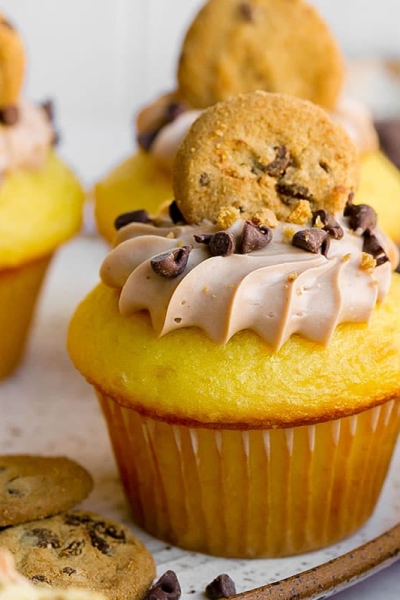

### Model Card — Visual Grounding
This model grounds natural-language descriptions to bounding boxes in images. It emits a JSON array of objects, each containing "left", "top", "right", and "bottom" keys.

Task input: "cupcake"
[
  {"left": 94, "top": 0, "right": 400, "bottom": 245},
  {"left": 0, "top": 13, "right": 84, "bottom": 380},
  {"left": 69, "top": 92, "right": 400, "bottom": 558}
]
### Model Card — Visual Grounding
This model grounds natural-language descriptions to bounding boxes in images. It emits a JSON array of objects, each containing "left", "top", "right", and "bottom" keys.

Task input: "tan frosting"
[
  {"left": 0, "top": 98, "right": 54, "bottom": 176},
  {"left": 100, "top": 216, "right": 398, "bottom": 350}
]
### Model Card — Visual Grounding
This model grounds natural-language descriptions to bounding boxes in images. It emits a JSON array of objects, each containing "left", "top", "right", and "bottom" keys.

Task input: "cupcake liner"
[
  {"left": 0, "top": 254, "right": 52, "bottom": 380},
  {"left": 97, "top": 390, "right": 400, "bottom": 558}
]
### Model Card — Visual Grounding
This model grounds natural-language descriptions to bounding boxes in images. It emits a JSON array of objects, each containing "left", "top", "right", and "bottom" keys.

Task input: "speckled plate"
[{"left": 1, "top": 235, "right": 399, "bottom": 600}]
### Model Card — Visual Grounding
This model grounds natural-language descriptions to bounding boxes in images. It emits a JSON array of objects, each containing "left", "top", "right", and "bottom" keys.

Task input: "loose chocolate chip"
[
  {"left": 144, "top": 570, "right": 181, "bottom": 600},
  {"left": 151, "top": 246, "right": 192, "bottom": 278},
  {"left": 344, "top": 201, "right": 377, "bottom": 234},
  {"left": 41, "top": 100, "right": 54, "bottom": 123},
  {"left": 276, "top": 183, "right": 313, "bottom": 204},
  {"left": 193, "top": 233, "right": 212, "bottom": 245},
  {"left": 312, "top": 210, "right": 343, "bottom": 240},
  {"left": 114, "top": 209, "right": 150, "bottom": 230},
  {"left": 60, "top": 540, "right": 85, "bottom": 557},
  {"left": 238, "top": 2, "right": 254, "bottom": 21},
  {"left": 363, "top": 231, "right": 389, "bottom": 266},
  {"left": 209, "top": 232, "right": 236, "bottom": 256},
  {"left": 0, "top": 105, "right": 19, "bottom": 126},
  {"left": 31, "top": 575, "right": 51, "bottom": 585},
  {"left": 25, "top": 528, "right": 61, "bottom": 549},
  {"left": 89, "top": 529, "right": 112, "bottom": 556},
  {"left": 165, "top": 102, "right": 186, "bottom": 122},
  {"left": 199, "top": 172, "right": 211, "bottom": 187},
  {"left": 205, "top": 574, "right": 237, "bottom": 599},
  {"left": 292, "top": 229, "right": 330, "bottom": 257},
  {"left": 62, "top": 567, "right": 76, "bottom": 576},
  {"left": 263, "top": 146, "right": 291, "bottom": 178},
  {"left": 169, "top": 200, "right": 185, "bottom": 224},
  {"left": 137, "top": 130, "right": 160, "bottom": 151},
  {"left": 239, "top": 221, "right": 272, "bottom": 254}
]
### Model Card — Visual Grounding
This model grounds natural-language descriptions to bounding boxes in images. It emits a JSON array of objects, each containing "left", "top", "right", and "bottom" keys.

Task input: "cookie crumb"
[
  {"left": 342, "top": 253, "right": 351, "bottom": 263},
  {"left": 287, "top": 200, "right": 312, "bottom": 225},
  {"left": 251, "top": 208, "right": 278, "bottom": 228},
  {"left": 287, "top": 272, "right": 298, "bottom": 283},
  {"left": 216, "top": 206, "right": 241, "bottom": 228},
  {"left": 283, "top": 226, "right": 295, "bottom": 241},
  {"left": 360, "top": 252, "right": 376, "bottom": 270},
  {"left": 166, "top": 232, "right": 175, "bottom": 239}
]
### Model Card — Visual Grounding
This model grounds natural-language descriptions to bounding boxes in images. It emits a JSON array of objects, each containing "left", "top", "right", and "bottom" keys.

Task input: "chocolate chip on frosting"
[
  {"left": 344, "top": 198, "right": 377, "bottom": 234},
  {"left": 205, "top": 574, "right": 237, "bottom": 600},
  {"left": 194, "top": 233, "right": 213, "bottom": 245},
  {"left": 312, "top": 209, "right": 344, "bottom": 239},
  {"left": 239, "top": 221, "right": 272, "bottom": 253},
  {"left": 151, "top": 246, "right": 192, "bottom": 278},
  {"left": 362, "top": 230, "right": 389, "bottom": 266},
  {"left": 209, "top": 231, "right": 236, "bottom": 256},
  {"left": 292, "top": 228, "right": 330, "bottom": 257},
  {"left": 144, "top": 570, "right": 181, "bottom": 600},
  {"left": 114, "top": 209, "right": 150, "bottom": 230},
  {"left": 0, "top": 105, "right": 18, "bottom": 126},
  {"left": 169, "top": 200, "right": 185, "bottom": 224}
]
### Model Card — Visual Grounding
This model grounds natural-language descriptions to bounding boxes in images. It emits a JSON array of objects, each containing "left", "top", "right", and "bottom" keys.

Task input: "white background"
[{"left": 2, "top": 0, "right": 400, "bottom": 185}]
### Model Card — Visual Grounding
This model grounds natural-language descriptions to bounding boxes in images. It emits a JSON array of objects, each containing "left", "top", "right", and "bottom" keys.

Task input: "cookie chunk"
[
  {"left": 0, "top": 455, "right": 93, "bottom": 526},
  {"left": 177, "top": 0, "right": 344, "bottom": 109},
  {"left": 173, "top": 91, "right": 359, "bottom": 224},
  {"left": 0, "top": 510, "right": 156, "bottom": 600}
]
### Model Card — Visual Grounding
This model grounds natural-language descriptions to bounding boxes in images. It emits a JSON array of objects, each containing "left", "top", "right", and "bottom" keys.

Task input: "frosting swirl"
[
  {"left": 101, "top": 214, "right": 398, "bottom": 350},
  {"left": 0, "top": 98, "right": 54, "bottom": 176}
]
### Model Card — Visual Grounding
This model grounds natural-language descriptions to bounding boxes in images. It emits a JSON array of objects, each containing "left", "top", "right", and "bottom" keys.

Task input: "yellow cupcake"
[
  {"left": 0, "top": 14, "right": 84, "bottom": 380},
  {"left": 69, "top": 93, "right": 400, "bottom": 558}
]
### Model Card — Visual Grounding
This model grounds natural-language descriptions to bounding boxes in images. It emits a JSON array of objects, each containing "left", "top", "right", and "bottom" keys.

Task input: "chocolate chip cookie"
[
  {"left": 177, "top": 0, "right": 344, "bottom": 109},
  {"left": 0, "top": 510, "right": 156, "bottom": 600},
  {"left": 0, "top": 455, "right": 93, "bottom": 526},
  {"left": 173, "top": 91, "right": 359, "bottom": 224}
]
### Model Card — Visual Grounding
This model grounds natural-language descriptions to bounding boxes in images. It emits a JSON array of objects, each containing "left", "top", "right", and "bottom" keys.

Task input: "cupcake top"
[
  {"left": 0, "top": 11, "right": 83, "bottom": 269},
  {"left": 101, "top": 92, "right": 398, "bottom": 351}
]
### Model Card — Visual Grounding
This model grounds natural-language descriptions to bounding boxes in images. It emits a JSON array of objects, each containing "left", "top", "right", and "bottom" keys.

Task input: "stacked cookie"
[{"left": 0, "top": 456, "right": 155, "bottom": 599}]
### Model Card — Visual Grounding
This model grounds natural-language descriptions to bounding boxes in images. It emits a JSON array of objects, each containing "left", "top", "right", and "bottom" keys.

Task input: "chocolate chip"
[
  {"left": 31, "top": 575, "right": 51, "bottom": 585},
  {"left": 312, "top": 210, "right": 343, "bottom": 239},
  {"left": 89, "top": 530, "right": 112, "bottom": 555},
  {"left": 319, "top": 160, "right": 331, "bottom": 173},
  {"left": 209, "top": 232, "right": 236, "bottom": 256},
  {"left": 205, "top": 574, "right": 237, "bottom": 599},
  {"left": 239, "top": 221, "right": 272, "bottom": 253},
  {"left": 169, "top": 200, "right": 185, "bottom": 224},
  {"left": 375, "top": 118, "right": 400, "bottom": 169},
  {"left": 64, "top": 513, "right": 94, "bottom": 527},
  {"left": 137, "top": 130, "right": 160, "bottom": 151},
  {"left": 25, "top": 528, "right": 61, "bottom": 549},
  {"left": 344, "top": 200, "right": 377, "bottom": 234},
  {"left": 292, "top": 229, "right": 330, "bottom": 257},
  {"left": 95, "top": 522, "right": 126, "bottom": 542},
  {"left": 276, "top": 183, "right": 313, "bottom": 205},
  {"left": 165, "top": 102, "right": 186, "bottom": 122},
  {"left": 7, "top": 487, "right": 24, "bottom": 497},
  {"left": 199, "top": 172, "right": 211, "bottom": 186},
  {"left": 263, "top": 146, "right": 291, "bottom": 178},
  {"left": 144, "top": 571, "right": 181, "bottom": 600},
  {"left": 62, "top": 567, "right": 76, "bottom": 576},
  {"left": 0, "top": 105, "right": 19, "bottom": 126},
  {"left": 41, "top": 100, "right": 54, "bottom": 123},
  {"left": 114, "top": 209, "right": 150, "bottom": 230},
  {"left": 362, "top": 230, "right": 389, "bottom": 266},
  {"left": 238, "top": 2, "right": 254, "bottom": 21},
  {"left": 151, "top": 246, "right": 192, "bottom": 278},
  {"left": 60, "top": 540, "right": 85, "bottom": 557},
  {"left": 194, "top": 233, "right": 213, "bottom": 245}
]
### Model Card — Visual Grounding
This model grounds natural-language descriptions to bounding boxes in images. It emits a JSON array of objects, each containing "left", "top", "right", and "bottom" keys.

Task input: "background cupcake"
[
  {"left": 94, "top": 0, "right": 400, "bottom": 246},
  {"left": 69, "top": 92, "right": 400, "bottom": 558},
  {"left": 0, "top": 12, "right": 84, "bottom": 380}
]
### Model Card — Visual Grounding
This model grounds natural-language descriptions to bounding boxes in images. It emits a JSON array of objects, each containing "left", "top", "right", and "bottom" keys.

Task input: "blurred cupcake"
[
  {"left": 94, "top": 0, "right": 400, "bottom": 245},
  {"left": 69, "top": 92, "right": 400, "bottom": 558},
  {"left": 0, "top": 12, "right": 84, "bottom": 380}
]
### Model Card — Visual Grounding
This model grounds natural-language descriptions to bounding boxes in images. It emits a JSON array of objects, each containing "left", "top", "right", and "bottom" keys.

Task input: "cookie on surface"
[
  {"left": 173, "top": 91, "right": 359, "bottom": 224},
  {"left": 177, "top": 0, "right": 344, "bottom": 109},
  {"left": 0, "top": 511, "right": 156, "bottom": 600},
  {"left": 0, "top": 455, "right": 93, "bottom": 527},
  {"left": 0, "top": 549, "right": 107, "bottom": 600}
]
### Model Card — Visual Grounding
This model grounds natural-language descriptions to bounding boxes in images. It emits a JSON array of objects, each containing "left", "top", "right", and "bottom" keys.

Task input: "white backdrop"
[{"left": 2, "top": 0, "right": 400, "bottom": 184}]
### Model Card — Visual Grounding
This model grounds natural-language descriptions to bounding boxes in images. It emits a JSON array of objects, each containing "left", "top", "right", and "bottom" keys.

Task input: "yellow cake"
[
  {"left": 94, "top": 0, "right": 400, "bottom": 245},
  {"left": 0, "top": 14, "right": 84, "bottom": 380},
  {"left": 69, "top": 92, "right": 400, "bottom": 558}
]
